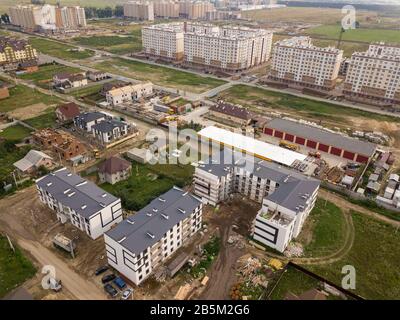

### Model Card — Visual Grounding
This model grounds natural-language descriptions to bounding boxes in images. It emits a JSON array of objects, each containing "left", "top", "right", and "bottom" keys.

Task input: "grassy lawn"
[
  {"left": 0, "top": 85, "right": 61, "bottom": 112},
  {"left": 72, "top": 33, "right": 142, "bottom": 54},
  {"left": 101, "top": 161, "right": 194, "bottom": 211},
  {"left": 268, "top": 266, "right": 319, "bottom": 300},
  {"left": 218, "top": 85, "right": 400, "bottom": 125},
  {"left": 70, "top": 83, "right": 103, "bottom": 98},
  {"left": 29, "top": 37, "right": 94, "bottom": 60},
  {"left": 300, "top": 199, "right": 346, "bottom": 257},
  {"left": 306, "top": 211, "right": 400, "bottom": 299},
  {"left": 24, "top": 108, "right": 57, "bottom": 129},
  {"left": 306, "top": 25, "right": 400, "bottom": 44},
  {"left": 19, "top": 64, "right": 81, "bottom": 87},
  {"left": 0, "top": 125, "right": 32, "bottom": 141},
  {"left": 0, "top": 141, "right": 31, "bottom": 182},
  {"left": 93, "top": 57, "right": 227, "bottom": 93},
  {"left": 0, "top": 235, "right": 37, "bottom": 298}
]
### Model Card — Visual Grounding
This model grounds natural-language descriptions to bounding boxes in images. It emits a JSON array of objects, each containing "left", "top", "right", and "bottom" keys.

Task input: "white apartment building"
[
  {"left": 184, "top": 23, "right": 273, "bottom": 71},
  {"left": 9, "top": 4, "right": 86, "bottom": 32},
  {"left": 179, "top": 1, "right": 215, "bottom": 20},
  {"left": 344, "top": 43, "right": 400, "bottom": 105},
  {"left": 269, "top": 36, "right": 343, "bottom": 90},
  {"left": 123, "top": 1, "right": 154, "bottom": 21},
  {"left": 36, "top": 168, "right": 123, "bottom": 240},
  {"left": 154, "top": 1, "right": 180, "bottom": 18},
  {"left": 194, "top": 150, "right": 319, "bottom": 252},
  {"left": 142, "top": 23, "right": 185, "bottom": 60},
  {"left": 142, "top": 22, "right": 273, "bottom": 71},
  {"left": 105, "top": 82, "right": 153, "bottom": 106},
  {"left": 104, "top": 187, "right": 202, "bottom": 285}
]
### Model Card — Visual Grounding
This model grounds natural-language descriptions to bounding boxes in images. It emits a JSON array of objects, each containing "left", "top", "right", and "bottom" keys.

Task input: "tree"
[
  {"left": 0, "top": 14, "right": 10, "bottom": 24},
  {"left": 114, "top": 5, "right": 124, "bottom": 17}
]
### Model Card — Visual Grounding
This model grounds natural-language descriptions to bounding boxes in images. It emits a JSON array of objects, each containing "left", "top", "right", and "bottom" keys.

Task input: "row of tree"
[{"left": 84, "top": 5, "right": 124, "bottom": 19}]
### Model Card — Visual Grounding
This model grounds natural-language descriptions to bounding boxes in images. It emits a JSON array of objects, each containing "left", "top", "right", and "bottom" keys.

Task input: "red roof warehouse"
[{"left": 263, "top": 118, "right": 376, "bottom": 163}]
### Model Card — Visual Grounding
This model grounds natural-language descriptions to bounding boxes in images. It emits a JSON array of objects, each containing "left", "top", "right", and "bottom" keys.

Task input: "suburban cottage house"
[
  {"left": 98, "top": 156, "right": 132, "bottom": 185},
  {"left": 14, "top": 150, "right": 53, "bottom": 174},
  {"left": 53, "top": 72, "right": 88, "bottom": 89},
  {"left": 56, "top": 102, "right": 80, "bottom": 122}
]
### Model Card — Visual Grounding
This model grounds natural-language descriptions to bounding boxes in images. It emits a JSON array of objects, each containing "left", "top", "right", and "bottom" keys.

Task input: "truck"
[{"left": 279, "top": 140, "right": 299, "bottom": 151}]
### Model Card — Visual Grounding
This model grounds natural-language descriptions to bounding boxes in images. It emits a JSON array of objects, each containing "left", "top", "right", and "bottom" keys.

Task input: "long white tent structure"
[{"left": 198, "top": 126, "right": 307, "bottom": 167}]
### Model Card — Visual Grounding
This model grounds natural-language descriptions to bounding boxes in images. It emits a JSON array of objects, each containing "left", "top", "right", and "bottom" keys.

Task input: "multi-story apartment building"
[
  {"left": 36, "top": 168, "right": 123, "bottom": 240},
  {"left": 104, "top": 187, "right": 202, "bottom": 285},
  {"left": 179, "top": 1, "right": 215, "bottom": 20},
  {"left": 194, "top": 150, "right": 319, "bottom": 252},
  {"left": 123, "top": 1, "right": 154, "bottom": 21},
  {"left": 105, "top": 82, "right": 153, "bottom": 106},
  {"left": 154, "top": 1, "right": 180, "bottom": 18},
  {"left": 142, "top": 22, "right": 273, "bottom": 71},
  {"left": 269, "top": 37, "right": 343, "bottom": 91},
  {"left": 0, "top": 37, "right": 38, "bottom": 71},
  {"left": 92, "top": 120, "right": 129, "bottom": 145},
  {"left": 9, "top": 4, "right": 86, "bottom": 32},
  {"left": 184, "top": 23, "right": 273, "bottom": 71},
  {"left": 344, "top": 43, "right": 400, "bottom": 106},
  {"left": 142, "top": 23, "right": 185, "bottom": 61}
]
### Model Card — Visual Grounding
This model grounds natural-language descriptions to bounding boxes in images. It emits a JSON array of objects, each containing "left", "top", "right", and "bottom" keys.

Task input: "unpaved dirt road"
[{"left": 0, "top": 186, "right": 106, "bottom": 300}]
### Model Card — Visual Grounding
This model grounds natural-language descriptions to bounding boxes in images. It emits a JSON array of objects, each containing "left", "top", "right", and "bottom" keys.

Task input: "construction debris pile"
[{"left": 284, "top": 243, "right": 304, "bottom": 258}]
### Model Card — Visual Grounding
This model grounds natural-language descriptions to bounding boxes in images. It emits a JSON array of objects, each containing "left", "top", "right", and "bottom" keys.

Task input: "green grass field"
[
  {"left": 307, "top": 211, "right": 400, "bottom": 299},
  {"left": 29, "top": 38, "right": 94, "bottom": 60},
  {"left": 0, "top": 125, "right": 32, "bottom": 142},
  {"left": 218, "top": 85, "right": 400, "bottom": 125},
  {"left": 300, "top": 199, "right": 346, "bottom": 257},
  {"left": 268, "top": 266, "right": 320, "bottom": 300},
  {"left": 0, "top": 85, "right": 61, "bottom": 113},
  {"left": 19, "top": 64, "right": 81, "bottom": 87},
  {"left": 0, "top": 235, "right": 37, "bottom": 298},
  {"left": 93, "top": 57, "right": 227, "bottom": 93},
  {"left": 24, "top": 108, "right": 57, "bottom": 129},
  {"left": 307, "top": 25, "right": 400, "bottom": 44},
  {"left": 102, "top": 161, "right": 194, "bottom": 211},
  {"left": 73, "top": 32, "right": 142, "bottom": 54}
]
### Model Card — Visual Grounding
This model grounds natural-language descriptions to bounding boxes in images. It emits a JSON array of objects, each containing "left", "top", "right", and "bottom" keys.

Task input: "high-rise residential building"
[
  {"left": 344, "top": 43, "right": 400, "bottom": 106},
  {"left": 142, "top": 22, "right": 273, "bottom": 71},
  {"left": 269, "top": 37, "right": 343, "bottom": 91},
  {"left": 0, "top": 37, "right": 38, "bottom": 71},
  {"left": 179, "top": 1, "right": 216, "bottom": 20},
  {"left": 123, "top": 1, "right": 155, "bottom": 21},
  {"left": 142, "top": 22, "right": 185, "bottom": 60},
  {"left": 154, "top": 1, "right": 180, "bottom": 18},
  {"left": 184, "top": 22, "right": 273, "bottom": 71},
  {"left": 9, "top": 4, "right": 86, "bottom": 32}
]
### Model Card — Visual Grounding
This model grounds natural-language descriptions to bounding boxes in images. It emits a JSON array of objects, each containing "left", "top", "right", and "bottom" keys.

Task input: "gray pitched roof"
[
  {"left": 106, "top": 187, "right": 202, "bottom": 256},
  {"left": 92, "top": 120, "right": 126, "bottom": 133},
  {"left": 75, "top": 112, "right": 106, "bottom": 123},
  {"left": 36, "top": 168, "right": 119, "bottom": 218},
  {"left": 266, "top": 118, "right": 376, "bottom": 157},
  {"left": 14, "top": 150, "right": 52, "bottom": 172},
  {"left": 198, "top": 149, "right": 320, "bottom": 212}
]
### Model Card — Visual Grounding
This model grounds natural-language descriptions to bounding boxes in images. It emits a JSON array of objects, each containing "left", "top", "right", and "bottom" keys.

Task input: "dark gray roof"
[
  {"left": 75, "top": 112, "right": 106, "bottom": 123},
  {"left": 210, "top": 102, "right": 251, "bottom": 120},
  {"left": 266, "top": 118, "right": 376, "bottom": 157},
  {"left": 106, "top": 187, "right": 202, "bottom": 256},
  {"left": 92, "top": 120, "right": 126, "bottom": 133},
  {"left": 36, "top": 167, "right": 119, "bottom": 218},
  {"left": 198, "top": 149, "right": 320, "bottom": 213}
]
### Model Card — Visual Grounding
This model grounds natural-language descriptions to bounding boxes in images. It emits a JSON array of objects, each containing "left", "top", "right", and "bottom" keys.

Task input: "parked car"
[
  {"left": 95, "top": 265, "right": 109, "bottom": 276},
  {"left": 101, "top": 273, "right": 116, "bottom": 284},
  {"left": 121, "top": 288, "right": 133, "bottom": 300},
  {"left": 104, "top": 284, "right": 118, "bottom": 298},
  {"left": 113, "top": 277, "right": 127, "bottom": 290}
]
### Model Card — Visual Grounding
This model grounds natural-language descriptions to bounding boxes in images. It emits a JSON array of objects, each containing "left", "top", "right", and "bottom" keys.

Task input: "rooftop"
[
  {"left": 98, "top": 156, "right": 131, "bottom": 175},
  {"left": 75, "top": 112, "right": 106, "bottom": 123},
  {"left": 36, "top": 168, "right": 119, "bottom": 218},
  {"left": 198, "top": 126, "right": 307, "bottom": 167},
  {"left": 210, "top": 102, "right": 251, "bottom": 120},
  {"left": 92, "top": 120, "right": 127, "bottom": 133},
  {"left": 106, "top": 187, "right": 202, "bottom": 255},
  {"left": 57, "top": 102, "right": 80, "bottom": 119},
  {"left": 14, "top": 150, "right": 52, "bottom": 172},
  {"left": 266, "top": 118, "right": 376, "bottom": 157}
]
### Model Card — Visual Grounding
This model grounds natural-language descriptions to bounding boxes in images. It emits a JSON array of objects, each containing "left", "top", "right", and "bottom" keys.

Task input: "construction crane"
[{"left": 337, "top": 27, "right": 346, "bottom": 49}]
